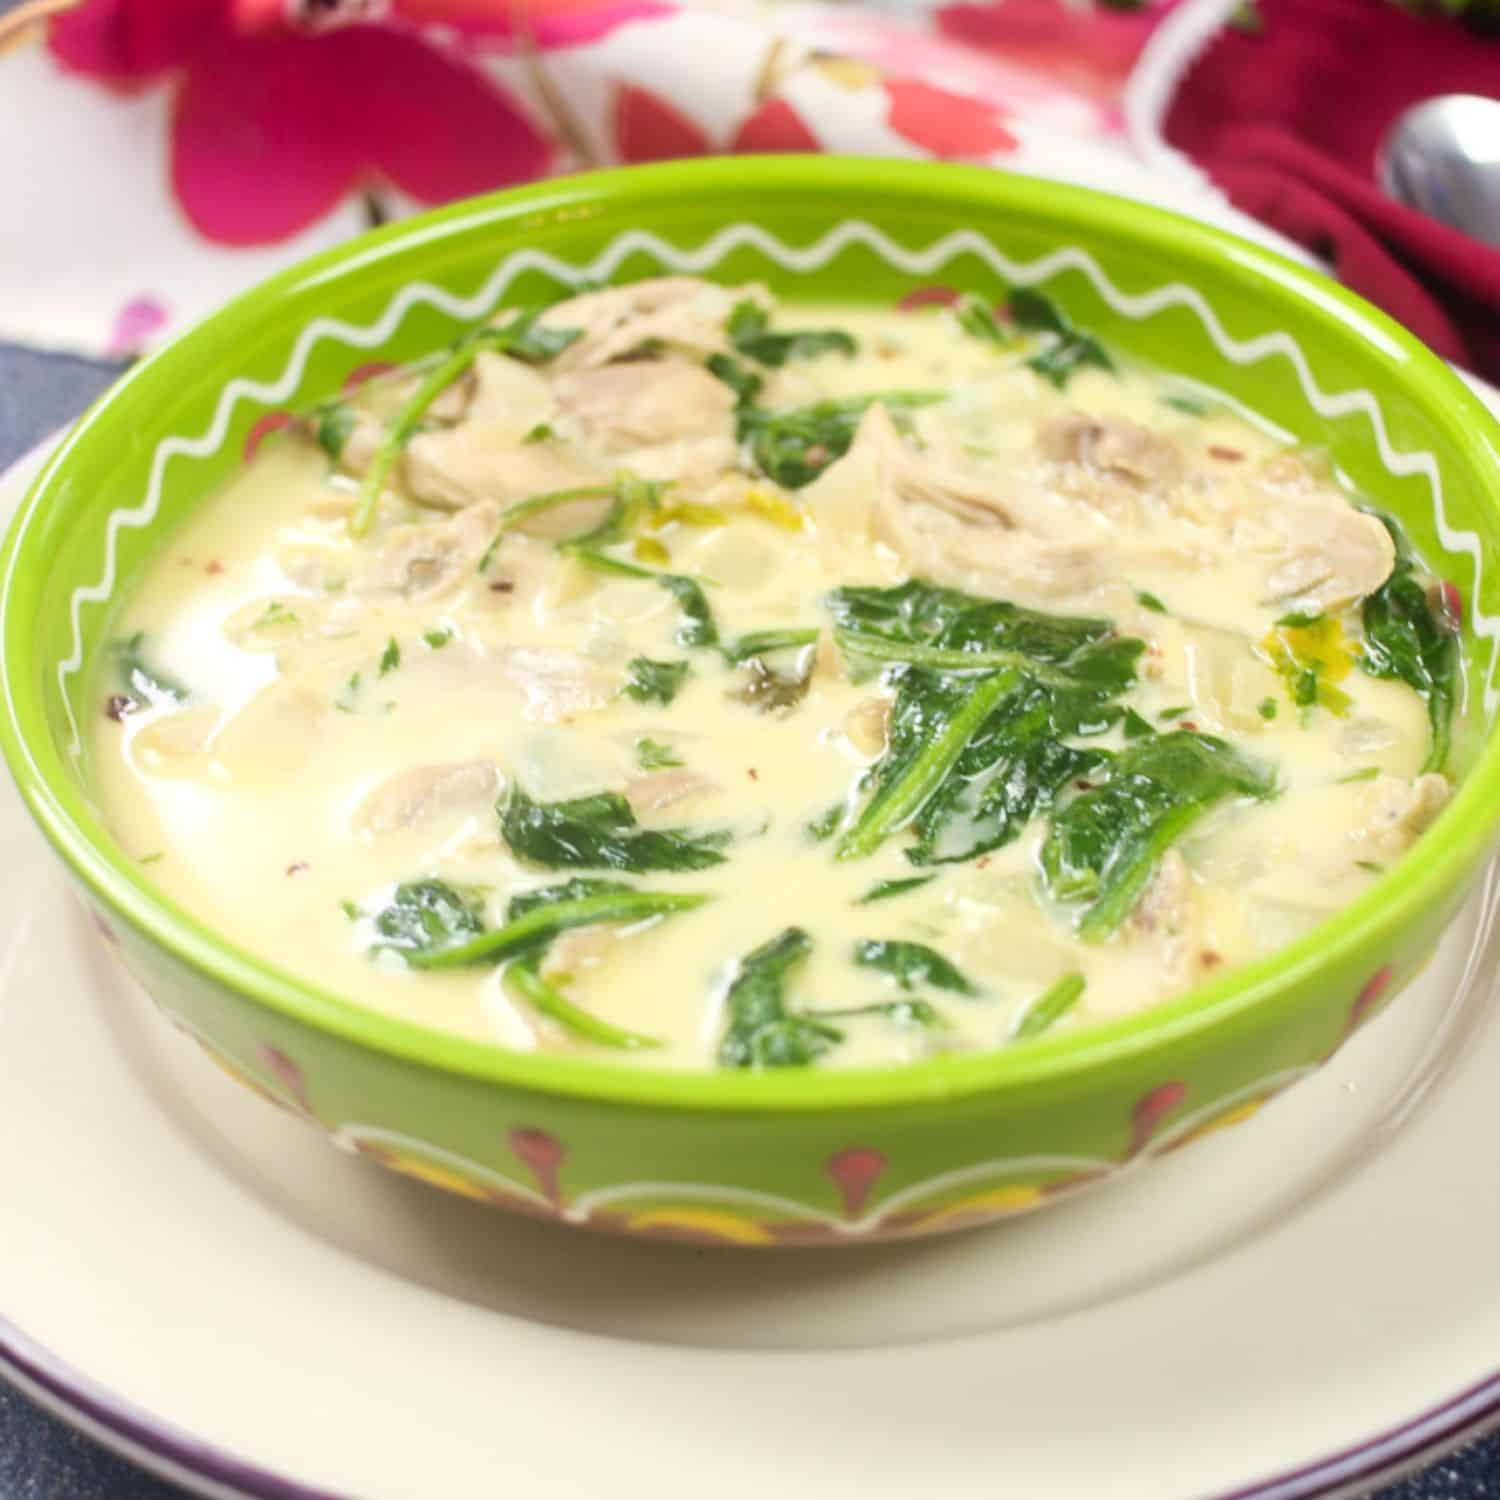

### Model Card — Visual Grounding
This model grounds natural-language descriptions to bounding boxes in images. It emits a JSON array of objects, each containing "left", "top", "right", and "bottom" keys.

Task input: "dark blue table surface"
[{"left": 1, "top": 283, "right": 1499, "bottom": 1500}]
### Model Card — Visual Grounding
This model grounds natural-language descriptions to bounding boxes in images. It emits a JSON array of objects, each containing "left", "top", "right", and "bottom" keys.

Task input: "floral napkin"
[{"left": 0, "top": 0, "right": 1195, "bottom": 359}]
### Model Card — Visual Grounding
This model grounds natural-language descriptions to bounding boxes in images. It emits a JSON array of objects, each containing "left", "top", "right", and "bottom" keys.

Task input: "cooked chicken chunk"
[
  {"left": 357, "top": 502, "right": 500, "bottom": 600},
  {"left": 1038, "top": 412, "right": 1185, "bottom": 490},
  {"left": 624, "top": 769, "right": 720, "bottom": 816},
  {"left": 401, "top": 354, "right": 600, "bottom": 512},
  {"left": 1129, "top": 851, "right": 1211, "bottom": 991},
  {"left": 353, "top": 761, "right": 501, "bottom": 837},
  {"left": 535, "top": 277, "right": 769, "bottom": 373},
  {"left": 1352, "top": 773, "right": 1451, "bottom": 861}
]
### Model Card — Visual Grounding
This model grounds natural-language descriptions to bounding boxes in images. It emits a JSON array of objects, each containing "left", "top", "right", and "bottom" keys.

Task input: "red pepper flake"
[
  {"left": 1179, "top": 720, "right": 1198, "bottom": 730},
  {"left": 285, "top": 862, "right": 309, "bottom": 877},
  {"left": 747, "top": 767, "right": 760, "bottom": 782},
  {"left": 1200, "top": 950, "right": 1223, "bottom": 968},
  {"left": 1432, "top": 579, "right": 1463, "bottom": 631},
  {"left": 105, "top": 694, "right": 136, "bottom": 722},
  {"left": 896, "top": 285, "right": 961, "bottom": 312},
  {"left": 489, "top": 578, "right": 515, "bottom": 594},
  {"left": 1208, "top": 445, "right": 1244, "bottom": 462},
  {"left": 975, "top": 856, "right": 992, "bottom": 870},
  {"left": 1075, "top": 779, "right": 1093, "bottom": 790},
  {"left": 206, "top": 560, "right": 224, "bottom": 575}
]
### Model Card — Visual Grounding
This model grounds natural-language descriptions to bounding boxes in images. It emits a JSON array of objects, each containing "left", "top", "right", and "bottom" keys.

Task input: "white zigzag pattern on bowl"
[{"left": 58, "top": 218, "right": 1498, "bottom": 751}]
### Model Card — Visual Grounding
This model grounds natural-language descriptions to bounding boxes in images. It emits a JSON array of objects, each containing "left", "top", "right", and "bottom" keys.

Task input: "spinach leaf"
[
  {"left": 405, "top": 875, "right": 709, "bottom": 971},
  {"left": 1013, "top": 972, "right": 1085, "bottom": 1040},
  {"left": 1359, "top": 518, "right": 1459, "bottom": 773},
  {"left": 727, "top": 299, "right": 856, "bottom": 367},
  {"left": 574, "top": 551, "right": 718, "bottom": 648},
  {"left": 635, "top": 737, "right": 684, "bottom": 770},
  {"left": 501, "top": 786, "right": 730, "bottom": 872},
  {"left": 825, "top": 581, "right": 1140, "bottom": 863},
  {"left": 504, "top": 955, "right": 662, "bottom": 1050},
  {"left": 1010, "top": 289, "right": 1114, "bottom": 389},
  {"left": 721, "top": 628, "right": 820, "bottom": 665},
  {"left": 1040, "top": 731, "right": 1277, "bottom": 941},
  {"left": 109, "top": 632, "right": 188, "bottom": 711},
  {"left": 505, "top": 876, "right": 636, "bottom": 921},
  {"left": 827, "top": 578, "right": 1118, "bottom": 672},
  {"left": 351, "top": 308, "right": 582, "bottom": 537},
  {"left": 955, "top": 295, "right": 1010, "bottom": 347},
  {"left": 718, "top": 927, "right": 841, "bottom": 1069},
  {"left": 372, "top": 878, "right": 485, "bottom": 958},
  {"left": 735, "top": 656, "right": 814, "bottom": 714},
  {"left": 739, "top": 393, "right": 941, "bottom": 490},
  {"left": 558, "top": 471, "right": 667, "bottom": 552},
  {"left": 312, "top": 400, "right": 356, "bottom": 461},
  {"left": 855, "top": 875, "right": 935, "bottom": 905},
  {"left": 811, "top": 1000, "right": 944, "bottom": 1029},
  {"left": 853, "top": 939, "right": 978, "bottom": 996},
  {"left": 623, "top": 656, "right": 690, "bottom": 705},
  {"left": 705, "top": 353, "right": 764, "bottom": 407}
]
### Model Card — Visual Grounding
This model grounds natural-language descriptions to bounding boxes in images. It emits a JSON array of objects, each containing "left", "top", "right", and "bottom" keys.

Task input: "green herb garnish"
[
  {"left": 378, "top": 638, "right": 401, "bottom": 677},
  {"left": 1013, "top": 972, "right": 1085, "bottom": 1040},
  {"left": 109, "top": 632, "right": 188, "bottom": 710},
  {"left": 635, "top": 737, "right": 684, "bottom": 771},
  {"left": 623, "top": 656, "right": 690, "bottom": 706},
  {"left": 1135, "top": 590, "right": 1168, "bottom": 614},
  {"left": 1010, "top": 289, "right": 1115, "bottom": 389},
  {"left": 855, "top": 875, "right": 936, "bottom": 905},
  {"left": 312, "top": 400, "right": 356, "bottom": 461},
  {"left": 955, "top": 294, "right": 1010, "bottom": 346},
  {"left": 727, "top": 299, "right": 856, "bottom": 367}
]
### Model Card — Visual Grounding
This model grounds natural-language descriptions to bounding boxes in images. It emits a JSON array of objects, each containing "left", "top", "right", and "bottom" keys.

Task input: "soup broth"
[{"left": 90, "top": 279, "right": 1458, "bottom": 1069}]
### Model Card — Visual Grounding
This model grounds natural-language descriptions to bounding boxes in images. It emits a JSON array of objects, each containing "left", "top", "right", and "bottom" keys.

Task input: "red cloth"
[{"left": 1164, "top": 0, "right": 1500, "bottom": 378}]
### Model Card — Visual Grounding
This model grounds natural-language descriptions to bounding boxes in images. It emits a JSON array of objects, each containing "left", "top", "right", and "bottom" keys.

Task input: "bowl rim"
[{"left": 6, "top": 155, "right": 1500, "bottom": 1113}]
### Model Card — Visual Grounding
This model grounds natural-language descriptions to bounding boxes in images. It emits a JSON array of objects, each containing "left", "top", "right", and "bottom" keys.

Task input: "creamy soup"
[{"left": 90, "top": 278, "right": 1459, "bottom": 1069}]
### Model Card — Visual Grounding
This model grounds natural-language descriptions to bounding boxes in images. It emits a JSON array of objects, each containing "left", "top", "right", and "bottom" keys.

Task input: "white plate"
[{"left": 6, "top": 451, "right": 1500, "bottom": 1500}]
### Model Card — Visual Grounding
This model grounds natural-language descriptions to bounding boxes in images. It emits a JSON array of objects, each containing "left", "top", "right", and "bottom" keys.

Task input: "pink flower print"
[
  {"left": 104, "top": 296, "right": 170, "bottom": 358},
  {"left": 49, "top": 0, "right": 551, "bottom": 246}
]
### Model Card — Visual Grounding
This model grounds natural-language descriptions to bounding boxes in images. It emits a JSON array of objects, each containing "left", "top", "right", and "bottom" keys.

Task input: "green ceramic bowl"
[{"left": 5, "top": 159, "right": 1500, "bottom": 1247}]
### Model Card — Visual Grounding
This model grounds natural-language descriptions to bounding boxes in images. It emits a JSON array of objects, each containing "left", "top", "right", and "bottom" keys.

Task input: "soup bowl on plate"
[{"left": 3, "top": 158, "right": 1500, "bottom": 1247}]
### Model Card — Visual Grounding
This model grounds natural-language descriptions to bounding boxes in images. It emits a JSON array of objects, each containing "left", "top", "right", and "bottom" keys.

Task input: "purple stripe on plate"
[
  {"left": 0, "top": 1310, "right": 354, "bottom": 1500},
  {"left": 3, "top": 1296, "right": 1500, "bottom": 1500}
]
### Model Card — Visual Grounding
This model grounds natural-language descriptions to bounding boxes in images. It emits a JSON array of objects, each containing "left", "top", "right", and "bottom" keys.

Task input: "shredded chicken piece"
[
  {"left": 357, "top": 502, "right": 500, "bottom": 601},
  {"left": 552, "top": 362, "right": 739, "bottom": 485},
  {"left": 859, "top": 402, "right": 1018, "bottom": 530},
  {"left": 624, "top": 769, "right": 720, "bottom": 816},
  {"left": 845, "top": 697, "right": 892, "bottom": 756},
  {"left": 1129, "top": 851, "right": 1208, "bottom": 991},
  {"left": 1038, "top": 412, "right": 1185, "bottom": 491},
  {"left": 400, "top": 353, "right": 602, "bottom": 512},
  {"left": 495, "top": 646, "right": 615, "bottom": 722},
  {"left": 535, "top": 277, "right": 769, "bottom": 372},
  {"left": 353, "top": 761, "right": 501, "bottom": 837},
  {"left": 1256, "top": 498, "right": 1396, "bottom": 612},
  {"left": 1352, "top": 773, "right": 1451, "bottom": 861}
]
